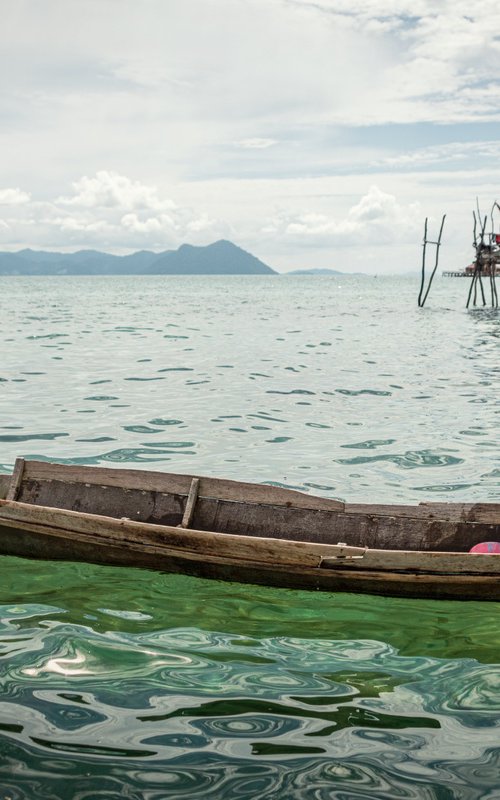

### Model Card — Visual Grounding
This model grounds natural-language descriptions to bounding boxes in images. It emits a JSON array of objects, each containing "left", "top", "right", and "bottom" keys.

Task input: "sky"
[{"left": 1, "top": 0, "right": 500, "bottom": 273}]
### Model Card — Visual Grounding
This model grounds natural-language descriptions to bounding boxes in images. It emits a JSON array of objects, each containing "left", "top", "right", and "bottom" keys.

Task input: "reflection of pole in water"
[{"left": 418, "top": 215, "right": 446, "bottom": 308}]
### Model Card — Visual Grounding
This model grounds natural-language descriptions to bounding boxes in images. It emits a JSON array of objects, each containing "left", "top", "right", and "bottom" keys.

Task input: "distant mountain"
[
  {"left": 286, "top": 268, "right": 345, "bottom": 275},
  {"left": 147, "top": 240, "right": 275, "bottom": 275},
  {"left": 0, "top": 240, "right": 276, "bottom": 276}
]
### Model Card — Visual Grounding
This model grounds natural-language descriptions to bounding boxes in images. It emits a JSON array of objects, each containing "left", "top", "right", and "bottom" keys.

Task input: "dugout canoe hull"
[{"left": 0, "top": 459, "right": 499, "bottom": 600}]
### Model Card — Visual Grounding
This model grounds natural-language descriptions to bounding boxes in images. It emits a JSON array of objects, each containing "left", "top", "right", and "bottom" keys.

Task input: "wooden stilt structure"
[
  {"left": 418, "top": 215, "right": 446, "bottom": 308},
  {"left": 466, "top": 202, "right": 499, "bottom": 309},
  {"left": 422, "top": 200, "right": 499, "bottom": 308}
]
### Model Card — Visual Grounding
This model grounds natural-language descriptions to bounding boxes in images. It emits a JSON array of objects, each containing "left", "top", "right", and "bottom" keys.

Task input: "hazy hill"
[
  {"left": 0, "top": 252, "right": 34, "bottom": 273},
  {"left": 0, "top": 240, "right": 275, "bottom": 275},
  {"left": 286, "top": 268, "right": 344, "bottom": 275}
]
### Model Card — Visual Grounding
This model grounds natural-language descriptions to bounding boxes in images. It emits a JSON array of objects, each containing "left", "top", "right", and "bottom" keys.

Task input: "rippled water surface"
[{"left": 0, "top": 275, "right": 499, "bottom": 798}]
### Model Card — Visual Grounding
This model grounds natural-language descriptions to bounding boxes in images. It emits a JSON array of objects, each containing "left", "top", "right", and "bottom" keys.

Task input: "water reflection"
[{"left": 0, "top": 559, "right": 500, "bottom": 798}]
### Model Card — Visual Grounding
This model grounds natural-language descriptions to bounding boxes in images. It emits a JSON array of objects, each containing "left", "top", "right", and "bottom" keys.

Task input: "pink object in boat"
[{"left": 469, "top": 542, "right": 500, "bottom": 554}]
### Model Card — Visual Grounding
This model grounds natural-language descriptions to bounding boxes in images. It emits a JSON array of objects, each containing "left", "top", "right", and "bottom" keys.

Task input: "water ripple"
[
  {"left": 1, "top": 275, "right": 499, "bottom": 797},
  {"left": 337, "top": 449, "right": 464, "bottom": 469}
]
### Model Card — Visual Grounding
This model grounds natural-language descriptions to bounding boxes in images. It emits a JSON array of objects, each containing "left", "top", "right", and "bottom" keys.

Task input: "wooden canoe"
[{"left": 0, "top": 458, "right": 499, "bottom": 600}]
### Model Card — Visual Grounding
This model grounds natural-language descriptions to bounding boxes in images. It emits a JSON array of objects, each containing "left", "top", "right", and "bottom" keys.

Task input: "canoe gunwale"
[
  {"left": 17, "top": 459, "right": 346, "bottom": 512},
  {"left": 1, "top": 497, "right": 500, "bottom": 578}
]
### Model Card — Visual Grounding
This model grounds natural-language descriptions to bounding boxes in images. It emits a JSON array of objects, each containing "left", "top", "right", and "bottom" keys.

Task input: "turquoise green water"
[
  {"left": 1, "top": 561, "right": 500, "bottom": 799},
  {"left": 0, "top": 275, "right": 499, "bottom": 797}
]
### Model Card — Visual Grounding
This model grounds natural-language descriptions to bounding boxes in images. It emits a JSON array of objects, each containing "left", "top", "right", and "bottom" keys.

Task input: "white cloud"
[
  {"left": 120, "top": 213, "right": 176, "bottom": 234},
  {"left": 263, "top": 186, "right": 420, "bottom": 246},
  {"left": 375, "top": 141, "right": 500, "bottom": 169},
  {"left": 47, "top": 216, "right": 112, "bottom": 234},
  {"left": 0, "top": 171, "right": 222, "bottom": 251},
  {"left": 235, "top": 138, "right": 278, "bottom": 149},
  {"left": 0, "top": 188, "right": 31, "bottom": 205},
  {"left": 185, "top": 213, "right": 217, "bottom": 232},
  {"left": 57, "top": 171, "right": 177, "bottom": 212},
  {"left": 286, "top": 0, "right": 500, "bottom": 123}
]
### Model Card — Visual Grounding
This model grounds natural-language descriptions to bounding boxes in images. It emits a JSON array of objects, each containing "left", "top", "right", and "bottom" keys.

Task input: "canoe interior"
[
  {"left": 4, "top": 460, "right": 500, "bottom": 553},
  {"left": 0, "top": 475, "right": 9, "bottom": 500}
]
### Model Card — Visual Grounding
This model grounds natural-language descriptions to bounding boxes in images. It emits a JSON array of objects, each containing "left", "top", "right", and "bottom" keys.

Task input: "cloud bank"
[
  {"left": 1, "top": 0, "right": 499, "bottom": 271},
  {"left": 0, "top": 171, "right": 224, "bottom": 252}
]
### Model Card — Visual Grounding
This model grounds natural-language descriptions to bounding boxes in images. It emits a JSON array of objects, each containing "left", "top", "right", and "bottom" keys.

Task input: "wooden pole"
[
  {"left": 419, "top": 215, "right": 446, "bottom": 308},
  {"left": 418, "top": 217, "right": 428, "bottom": 307}
]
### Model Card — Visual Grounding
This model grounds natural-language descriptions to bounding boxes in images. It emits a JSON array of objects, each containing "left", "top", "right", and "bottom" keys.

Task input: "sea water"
[{"left": 0, "top": 274, "right": 498, "bottom": 798}]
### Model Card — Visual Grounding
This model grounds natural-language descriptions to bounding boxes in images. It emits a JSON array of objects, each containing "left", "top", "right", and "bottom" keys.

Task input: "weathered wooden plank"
[
  {"left": 20, "top": 461, "right": 345, "bottom": 511},
  {"left": 1, "top": 499, "right": 500, "bottom": 576},
  {"left": 318, "top": 566, "right": 500, "bottom": 585},
  {"left": 0, "top": 500, "right": 339, "bottom": 567},
  {"left": 0, "top": 475, "right": 10, "bottom": 500},
  {"left": 6, "top": 458, "right": 25, "bottom": 501},
  {"left": 345, "top": 503, "right": 471, "bottom": 521},
  {"left": 467, "top": 504, "right": 500, "bottom": 524},
  {"left": 193, "top": 499, "right": 499, "bottom": 552},
  {"left": 314, "top": 566, "right": 500, "bottom": 600},
  {"left": 321, "top": 548, "right": 500, "bottom": 574},
  {"left": 418, "top": 502, "right": 471, "bottom": 519},
  {"left": 179, "top": 478, "right": 199, "bottom": 529},
  {"left": 18, "top": 478, "right": 185, "bottom": 525},
  {"left": 346, "top": 502, "right": 500, "bottom": 523}
]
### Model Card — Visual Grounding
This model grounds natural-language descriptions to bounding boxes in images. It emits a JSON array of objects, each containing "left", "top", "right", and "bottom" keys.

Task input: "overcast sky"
[{"left": 1, "top": 0, "right": 500, "bottom": 272}]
